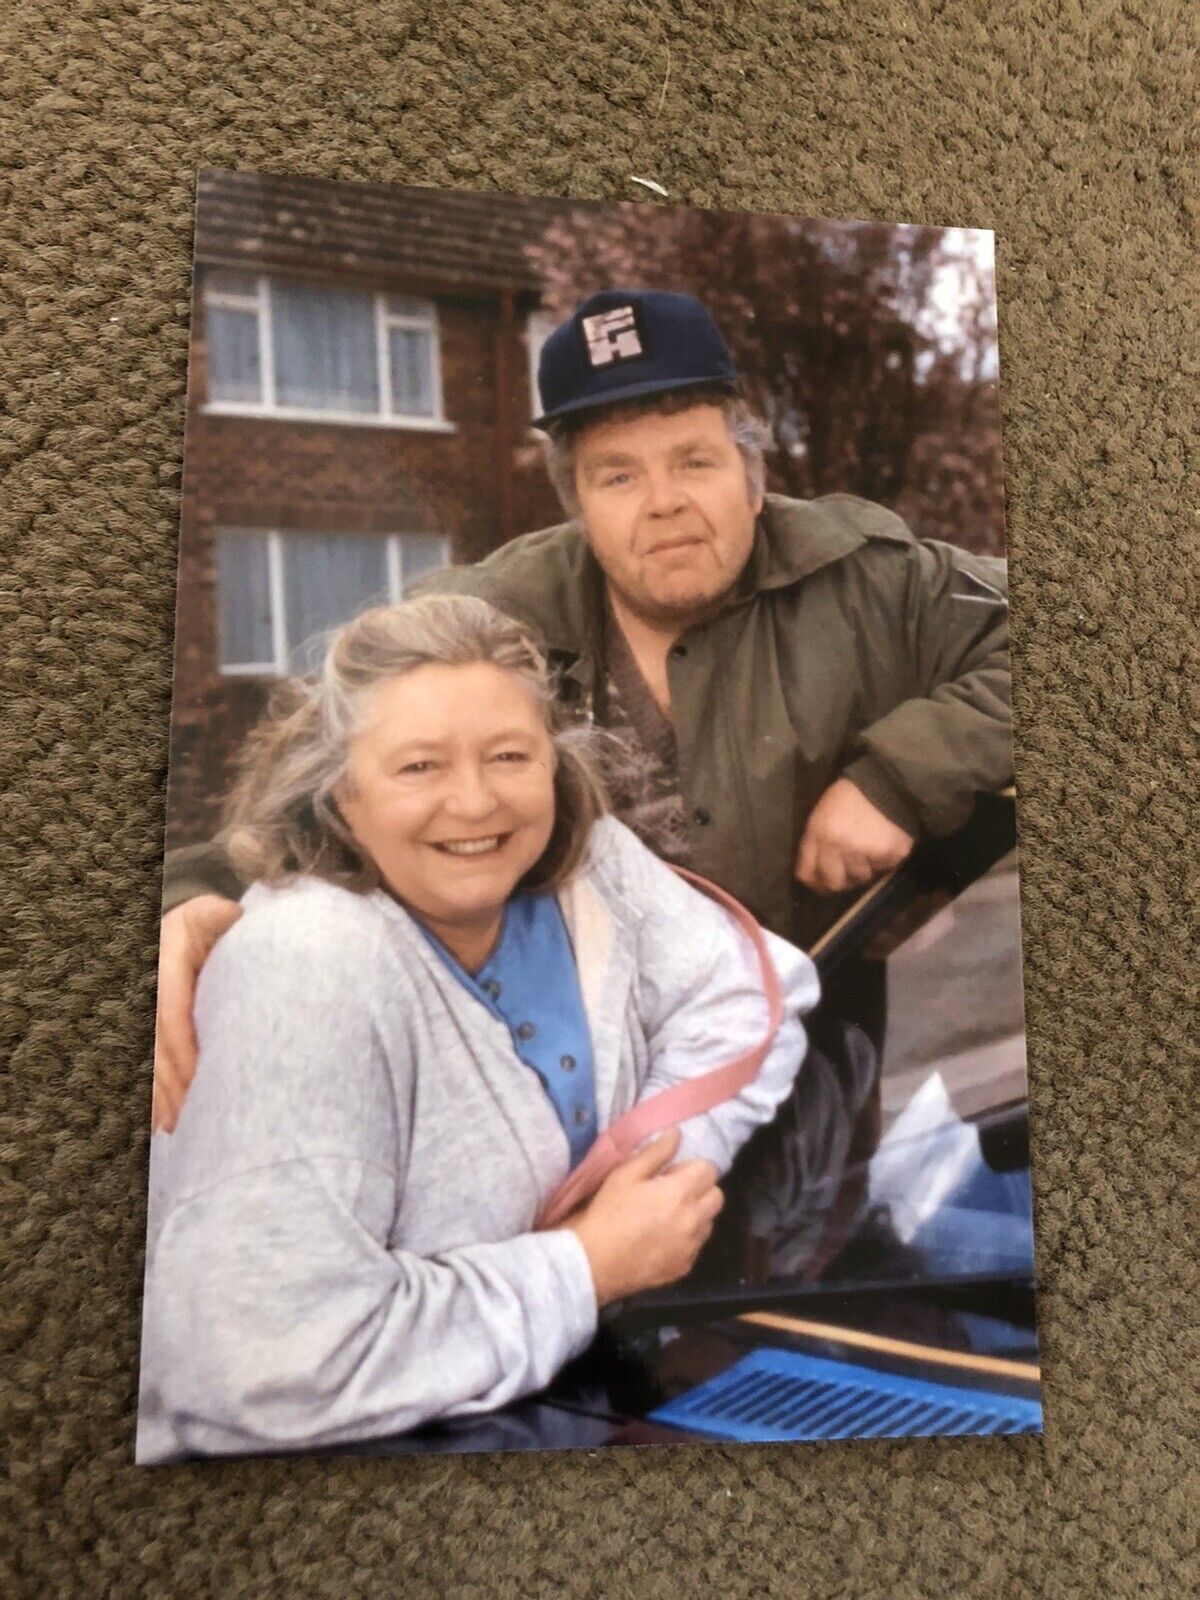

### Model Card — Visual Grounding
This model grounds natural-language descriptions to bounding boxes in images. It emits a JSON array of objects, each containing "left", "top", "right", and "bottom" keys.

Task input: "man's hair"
[
  {"left": 539, "top": 384, "right": 771, "bottom": 516},
  {"left": 221, "top": 593, "right": 610, "bottom": 893}
]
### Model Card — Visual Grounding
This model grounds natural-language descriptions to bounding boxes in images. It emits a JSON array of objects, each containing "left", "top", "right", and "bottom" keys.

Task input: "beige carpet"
[{"left": 1, "top": 2, "right": 1196, "bottom": 1595}]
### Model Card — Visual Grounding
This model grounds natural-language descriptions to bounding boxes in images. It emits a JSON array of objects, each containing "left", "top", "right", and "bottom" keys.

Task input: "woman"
[{"left": 137, "top": 595, "right": 819, "bottom": 1463}]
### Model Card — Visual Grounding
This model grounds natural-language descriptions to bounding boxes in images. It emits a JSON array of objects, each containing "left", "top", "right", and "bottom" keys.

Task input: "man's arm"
[
  {"left": 160, "top": 838, "right": 249, "bottom": 914},
  {"left": 840, "top": 542, "right": 1012, "bottom": 841},
  {"left": 155, "top": 836, "right": 249, "bottom": 1133}
]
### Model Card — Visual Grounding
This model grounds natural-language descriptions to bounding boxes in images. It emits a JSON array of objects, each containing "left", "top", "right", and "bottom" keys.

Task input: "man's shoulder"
[
  {"left": 753, "top": 493, "right": 918, "bottom": 594},
  {"left": 766, "top": 491, "right": 913, "bottom": 556},
  {"left": 412, "top": 521, "right": 595, "bottom": 649},
  {"left": 757, "top": 493, "right": 1009, "bottom": 603},
  {"left": 769, "top": 492, "right": 916, "bottom": 548}
]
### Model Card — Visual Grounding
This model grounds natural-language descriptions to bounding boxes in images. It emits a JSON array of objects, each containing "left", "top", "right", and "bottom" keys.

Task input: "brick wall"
[{"left": 165, "top": 281, "right": 564, "bottom": 848}]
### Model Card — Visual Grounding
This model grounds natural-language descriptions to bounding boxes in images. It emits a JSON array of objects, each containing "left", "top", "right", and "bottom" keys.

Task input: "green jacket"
[{"left": 162, "top": 494, "right": 1011, "bottom": 948}]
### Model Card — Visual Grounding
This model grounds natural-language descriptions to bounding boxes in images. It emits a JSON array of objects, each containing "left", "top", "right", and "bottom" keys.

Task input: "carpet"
[{"left": 1, "top": 2, "right": 1196, "bottom": 1595}]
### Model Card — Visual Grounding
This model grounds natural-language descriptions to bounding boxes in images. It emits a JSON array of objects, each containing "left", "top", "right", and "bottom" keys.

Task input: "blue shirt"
[{"left": 416, "top": 893, "right": 600, "bottom": 1168}]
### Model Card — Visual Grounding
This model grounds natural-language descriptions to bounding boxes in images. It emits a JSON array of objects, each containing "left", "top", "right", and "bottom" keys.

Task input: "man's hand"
[
  {"left": 151, "top": 894, "right": 243, "bottom": 1134},
  {"left": 795, "top": 778, "right": 915, "bottom": 895},
  {"left": 564, "top": 1129, "right": 724, "bottom": 1308}
]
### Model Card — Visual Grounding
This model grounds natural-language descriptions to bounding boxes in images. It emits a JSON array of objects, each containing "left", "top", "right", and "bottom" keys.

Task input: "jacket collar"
[
  {"left": 474, "top": 493, "right": 914, "bottom": 658},
  {"left": 740, "top": 492, "right": 914, "bottom": 594}
]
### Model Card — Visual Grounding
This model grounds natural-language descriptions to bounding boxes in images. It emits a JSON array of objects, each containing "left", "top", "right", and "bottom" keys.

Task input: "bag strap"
[{"left": 536, "top": 864, "right": 785, "bottom": 1230}]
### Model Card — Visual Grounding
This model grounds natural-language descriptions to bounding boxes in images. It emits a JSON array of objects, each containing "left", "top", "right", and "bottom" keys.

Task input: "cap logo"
[{"left": 580, "top": 305, "right": 645, "bottom": 368}]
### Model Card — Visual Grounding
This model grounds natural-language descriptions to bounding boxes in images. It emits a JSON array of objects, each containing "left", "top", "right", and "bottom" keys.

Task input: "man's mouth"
[
  {"left": 429, "top": 834, "right": 510, "bottom": 857},
  {"left": 646, "top": 535, "right": 706, "bottom": 557}
]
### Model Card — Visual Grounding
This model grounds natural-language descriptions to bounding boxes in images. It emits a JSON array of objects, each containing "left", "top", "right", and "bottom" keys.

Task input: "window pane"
[
  {"left": 398, "top": 534, "right": 450, "bottom": 592},
  {"left": 207, "top": 306, "right": 262, "bottom": 404},
  {"left": 388, "top": 325, "right": 435, "bottom": 416},
  {"left": 216, "top": 531, "right": 273, "bottom": 666},
  {"left": 526, "top": 311, "right": 555, "bottom": 420},
  {"left": 281, "top": 534, "right": 389, "bottom": 672},
  {"left": 272, "top": 282, "right": 379, "bottom": 414}
]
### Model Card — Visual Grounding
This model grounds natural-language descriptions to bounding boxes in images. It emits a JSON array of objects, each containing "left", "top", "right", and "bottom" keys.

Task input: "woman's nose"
[{"left": 443, "top": 763, "right": 500, "bottom": 820}]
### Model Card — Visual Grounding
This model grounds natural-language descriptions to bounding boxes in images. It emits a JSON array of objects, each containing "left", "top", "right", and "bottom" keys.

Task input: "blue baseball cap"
[{"left": 533, "top": 289, "right": 740, "bottom": 428}]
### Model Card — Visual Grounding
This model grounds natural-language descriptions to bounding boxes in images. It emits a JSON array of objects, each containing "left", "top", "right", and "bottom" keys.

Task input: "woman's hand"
[
  {"left": 152, "top": 894, "right": 243, "bottom": 1133},
  {"left": 564, "top": 1129, "right": 724, "bottom": 1308}
]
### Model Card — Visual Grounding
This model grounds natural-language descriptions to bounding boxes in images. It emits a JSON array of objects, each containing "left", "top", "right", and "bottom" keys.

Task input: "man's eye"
[
  {"left": 492, "top": 750, "right": 530, "bottom": 764},
  {"left": 684, "top": 456, "right": 715, "bottom": 470},
  {"left": 599, "top": 471, "right": 632, "bottom": 488},
  {"left": 398, "top": 760, "right": 436, "bottom": 775}
]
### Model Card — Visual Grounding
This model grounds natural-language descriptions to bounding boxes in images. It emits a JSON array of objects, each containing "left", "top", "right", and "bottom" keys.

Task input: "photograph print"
[{"left": 137, "top": 169, "right": 1041, "bottom": 1463}]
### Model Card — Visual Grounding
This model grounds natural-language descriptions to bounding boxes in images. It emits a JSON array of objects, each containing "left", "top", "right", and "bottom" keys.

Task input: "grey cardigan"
[{"left": 136, "top": 816, "right": 819, "bottom": 1463}]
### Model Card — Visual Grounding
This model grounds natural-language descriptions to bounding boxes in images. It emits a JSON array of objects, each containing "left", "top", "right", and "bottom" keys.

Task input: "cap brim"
[{"left": 532, "top": 374, "right": 738, "bottom": 430}]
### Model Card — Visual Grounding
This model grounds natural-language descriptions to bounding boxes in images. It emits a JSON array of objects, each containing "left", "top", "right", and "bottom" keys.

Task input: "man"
[{"left": 154, "top": 288, "right": 1011, "bottom": 1147}]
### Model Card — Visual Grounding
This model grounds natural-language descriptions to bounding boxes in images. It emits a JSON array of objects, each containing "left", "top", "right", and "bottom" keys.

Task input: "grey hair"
[
  {"left": 539, "top": 385, "right": 770, "bottom": 516},
  {"left": 221, "top": 593, "right": 610, "bottom": 892}
]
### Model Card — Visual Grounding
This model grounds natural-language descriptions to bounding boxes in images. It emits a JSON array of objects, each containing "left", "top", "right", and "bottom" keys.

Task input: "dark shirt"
[{"left": 598, "top": 597, "right": 693, "bottom": 867}]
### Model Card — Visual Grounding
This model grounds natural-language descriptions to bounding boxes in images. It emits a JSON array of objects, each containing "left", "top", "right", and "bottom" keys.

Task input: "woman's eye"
[
  {"left": 398, "top": 760, "right": 436, "bottom": 775},
  {"left": 492, "top": 750, "right": 530, "bottom": 764},
  {"left": 684, "top": 456, "right": 715, "bottom": 470}
]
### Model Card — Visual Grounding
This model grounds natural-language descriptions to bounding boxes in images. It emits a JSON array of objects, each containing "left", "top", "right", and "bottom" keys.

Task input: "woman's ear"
[{"left": 324, "top": 777, "right": 358, "bottom": 842}]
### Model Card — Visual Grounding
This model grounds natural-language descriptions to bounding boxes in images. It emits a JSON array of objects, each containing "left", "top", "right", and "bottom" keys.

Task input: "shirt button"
[
  {"left": 573, "top": 1105, "right": 590, "bottom": 1126},
  {"left": 560, "top": 1054, "right": 576, "bottom": 1072},
  {"left": 692, "top": 806, "right": 711, "bottom": 826},
  {"left": 515, "top": 1021, "right": 535, "bottom": 1041},
  {"left": 670, "top": 643, "right": 688, "bottom": 659},
  {"left": 483, "top": 980, "right": 502, "bottom": 999}
]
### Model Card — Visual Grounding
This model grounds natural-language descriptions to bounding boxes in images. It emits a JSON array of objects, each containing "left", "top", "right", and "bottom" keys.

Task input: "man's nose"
[{"left": 643, "top": 466, "right": 688, "bottom": 518}]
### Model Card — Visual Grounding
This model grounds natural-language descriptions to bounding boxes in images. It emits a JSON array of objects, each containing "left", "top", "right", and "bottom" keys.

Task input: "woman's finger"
[
  {"left": 667, "top": 1157, "right": 721, "bottom": 1198},
  {"left": 624, "top": 1126, "right": 681, "bottom": 1177}
]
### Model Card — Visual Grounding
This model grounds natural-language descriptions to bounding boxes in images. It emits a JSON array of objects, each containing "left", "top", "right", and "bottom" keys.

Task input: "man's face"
[{"left": 572, "top": 403, "right": 763, "bottom": 627}]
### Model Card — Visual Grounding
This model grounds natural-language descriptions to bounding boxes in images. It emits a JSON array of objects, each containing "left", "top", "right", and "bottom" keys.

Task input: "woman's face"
[{"left": 336, "top": 661, "right": 558, "bottom": 950}]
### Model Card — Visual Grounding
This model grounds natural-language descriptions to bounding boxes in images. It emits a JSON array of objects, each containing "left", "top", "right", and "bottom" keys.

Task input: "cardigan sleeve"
[
  {"left": 605, "top": 821, "right": 820, "bottom": 1175},
  {"left": 137, "top": 894, "right": 596, "bottom": 1463}
]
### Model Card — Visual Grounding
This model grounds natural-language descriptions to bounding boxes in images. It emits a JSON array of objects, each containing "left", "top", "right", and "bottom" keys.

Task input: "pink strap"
[{"left": 535, "top": 865, "right": 785, "bottom": 1230}]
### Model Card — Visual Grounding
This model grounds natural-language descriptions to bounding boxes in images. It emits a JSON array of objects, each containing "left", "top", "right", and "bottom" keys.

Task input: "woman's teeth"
[{"left": 435, "top": 836, "right": 504, "bottom": 856}]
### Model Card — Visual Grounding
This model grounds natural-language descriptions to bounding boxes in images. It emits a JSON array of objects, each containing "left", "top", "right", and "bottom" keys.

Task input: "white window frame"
[
  {"left": 203, "top": 274, "right": 454, "bottom": 432},
  {"left": 217, "top": 529, "right": 451, "bottom": 677},
  {"left": 525, "top": 309, "right": 555, "bottom": 426}
]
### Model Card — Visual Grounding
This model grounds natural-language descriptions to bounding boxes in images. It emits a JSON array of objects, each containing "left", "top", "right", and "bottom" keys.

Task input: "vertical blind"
[
  {"left": 272, "top": 283, "right": 380, "bottom": 414},
  {"left": 205, "top": 273, "right": 440, "bottom": 421},
  {"left": 216, "top": 530, "right": 451, "bottom": 673}
]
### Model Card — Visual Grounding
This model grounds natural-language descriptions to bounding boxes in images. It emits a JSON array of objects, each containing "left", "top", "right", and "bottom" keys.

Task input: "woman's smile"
[{"left": 429, "top": 832, "right": 513, "bottom": 857}]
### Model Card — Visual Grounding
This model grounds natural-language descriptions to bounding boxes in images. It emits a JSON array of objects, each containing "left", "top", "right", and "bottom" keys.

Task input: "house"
[{"left": 167, "top": 169, "right": 567, "bottom": 846}]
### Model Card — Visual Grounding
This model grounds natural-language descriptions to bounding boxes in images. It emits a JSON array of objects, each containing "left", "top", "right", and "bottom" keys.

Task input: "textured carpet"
[{"left": 1, "top": 2, "right": 1197, "bottom": 1596}]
